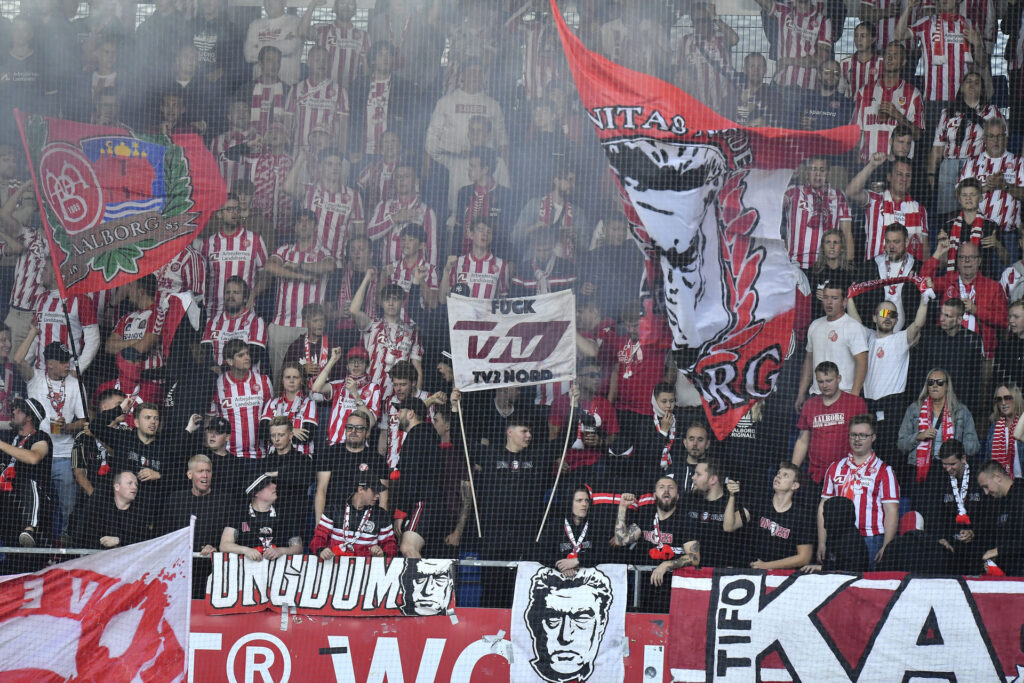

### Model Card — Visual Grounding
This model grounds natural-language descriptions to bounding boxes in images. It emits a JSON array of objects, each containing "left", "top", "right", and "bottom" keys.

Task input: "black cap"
[
  {"left": 44, "top": 342, "right": 71, "bottom": 363},
  {"left": 14, "top": 398, "right": 46, "bottom": 424},
  {"left": 400, "top": 223, "right": 426, "bottom": 243},
  {"left": 207, "top": 417, "right": 232, "bottom": 434},
  {"left": 397, "top": 397, "right": 427, "bottom": 421},
  {"left": 245, "top": 473, "right": 276, "bottom": 496}
]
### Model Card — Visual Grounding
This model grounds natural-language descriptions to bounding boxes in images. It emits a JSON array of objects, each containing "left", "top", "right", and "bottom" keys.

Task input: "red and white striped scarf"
[
  {"left": 947, "top": 214, "right": 985, "bottom": 271},
  {"left": 990, "top": 416, "right": 1019, "bottom": 475},
  {"left": 462, "top": 180, "right": 495, "bottom": 254},
  {"left": 540, "top": 194, "right": 575, "bottom": 259},
  {"left": 916, "top": 397, "right": 954, "bottom": 482}
]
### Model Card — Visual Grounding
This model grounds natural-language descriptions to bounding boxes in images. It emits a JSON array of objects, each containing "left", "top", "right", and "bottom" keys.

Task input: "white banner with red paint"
[
  {"left": 448, "top": 291, "right": 576, "bottom": 392},
  {"left": 0, "top": 525, "right": 193, "bottom": 682},
  {"left": 205, "top": 553, "right": 456, "bottom": 618},
  {"left": 668, "top": 568, "right": 1024, "bottom": 682},
  {"left": 550, "top": 0, "right": 859, "bottom": 438}
]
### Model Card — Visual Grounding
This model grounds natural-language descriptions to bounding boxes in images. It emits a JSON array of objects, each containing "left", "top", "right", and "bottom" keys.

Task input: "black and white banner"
[
  {"left": 448, "top": 291, "right": 576, "bottom": 391},
  {"left": 510, "top": 562, "right": 627, "bottom": 683}
]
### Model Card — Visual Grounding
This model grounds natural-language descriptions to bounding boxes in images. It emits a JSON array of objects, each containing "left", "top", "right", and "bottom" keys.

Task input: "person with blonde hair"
[{"left": 898, "top": 368, "right": 979, "bottom": 485}]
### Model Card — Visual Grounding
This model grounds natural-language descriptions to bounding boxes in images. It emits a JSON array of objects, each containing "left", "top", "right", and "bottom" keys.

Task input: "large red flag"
[
  {"left": 15, "top": 112, "right": 226, "bottom": 298},
  {"left": 550, "top": 2, "right": 860, "bottom": 438}
]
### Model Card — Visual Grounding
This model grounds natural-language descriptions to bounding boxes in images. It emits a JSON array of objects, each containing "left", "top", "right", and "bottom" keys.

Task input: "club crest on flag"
[{"left": 16, "top": 112, "right": 226, "bottom": 298}]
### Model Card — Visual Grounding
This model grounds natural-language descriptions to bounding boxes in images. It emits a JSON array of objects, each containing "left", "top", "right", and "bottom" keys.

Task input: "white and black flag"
[{"left": 510, "top": 562, "right": 627, "bottom": 683}]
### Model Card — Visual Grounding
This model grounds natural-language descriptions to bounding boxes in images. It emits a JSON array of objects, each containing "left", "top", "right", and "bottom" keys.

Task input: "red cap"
[{"left": 347, "top": 346, "right": 369, "bottom": 360}]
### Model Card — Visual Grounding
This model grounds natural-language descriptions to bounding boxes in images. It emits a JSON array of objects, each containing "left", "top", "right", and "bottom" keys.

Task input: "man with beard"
[
  {"left": 314, "top": 408, "right": 386, "bottom": 521},
  {"left": 200, "top": 196, "right": 267, "bottom": 317},
  {"left": 686, "top": 457, "right": 740, "bottom": 568},
  {"left": 0, "top": 398, "right": 52, "bottom": 548},
  {"left": 379, "top": 361, "right": 443, "bottom": 469},
  {"left": 847, "top": 154, "right": 928, "bottom": 262},
  {"left": 202, "top": 276, "right": 269, "bottom": 373},
  {"left": 512, "top": 163, "right": 589, "bottom": 263},
  {"left": 850, "top": 43, "right": 924, "bottom": 167},
  {"left": 392, "top": 397, "right": 440, "bottom": 558},
  {"left": 299, "top": 0, "right": 368, "bottom": 92},
  {"left": 850, "top": 224, "right": 921, "bottom": 331},
  {"left": 615, "top": 476, "right": 699, "bottom": 612}
]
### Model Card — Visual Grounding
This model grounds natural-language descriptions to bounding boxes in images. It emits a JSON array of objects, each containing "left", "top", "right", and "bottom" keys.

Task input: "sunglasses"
[
  {"left": 345, "top": 424, "right": 368, "bottom": 432},
  {"left": 995, "top": 395, "right": 1014, "bottom": 403},
  {"left": 927, "top": 379, "right": 947, "bottom": 387},
  {"left": 876, "top": 309, "right": 898, "bottom": 319}
]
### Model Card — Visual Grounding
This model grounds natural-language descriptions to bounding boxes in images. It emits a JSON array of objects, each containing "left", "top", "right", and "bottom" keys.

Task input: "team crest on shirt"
[
  {"left": 897, "top": 96, "right": 906, "bottom": 106},
  {"left": 828, "top": 330, "right": 838, "bottom": 342},
  {"left": 876, "top": 347, "right": 885, "bottom": 358}
]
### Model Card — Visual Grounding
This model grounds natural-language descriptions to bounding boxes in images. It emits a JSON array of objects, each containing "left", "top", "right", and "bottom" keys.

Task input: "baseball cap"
[
  {"left": 400, "top": 223, "right": 426, "bottom": 243},
  {"left": 898, "top": 511, "right": 924, "bottom": 536},
  {"left": 207, "top": 417, "right": 232, "bottom": 434},
  {"left": 245, "top": 473, "right": 276, "bottom": 496},
  {"left": 14, "top": 398, "right": 46, "bottom": 424},
  {"left": 347, "top": 346, "right": 369, "bottom": 360},
  {"left": 44, "top": 342, "right": 72, "bottom": 363}
]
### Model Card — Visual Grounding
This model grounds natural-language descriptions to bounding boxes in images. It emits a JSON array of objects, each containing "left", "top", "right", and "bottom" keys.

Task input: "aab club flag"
[
  {"left": 549, "top": 1, "right": 859, "bottom": 438},
  {"left": 0, "top": 525, "right": 193, "bottom": 682},
  {"left": 15, "top": 111, "right": 226, "bottom": 298}
]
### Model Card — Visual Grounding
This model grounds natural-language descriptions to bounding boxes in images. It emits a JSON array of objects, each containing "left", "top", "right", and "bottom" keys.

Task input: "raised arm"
[
  {"left": 349, "top": 267, "right": 375, "bottom": 330},
  {"left": 311, "top": 346, "right": 344, "bottom": 396},
  {"left": 846, "top": 152, "right": 888, "bottom": 206}
]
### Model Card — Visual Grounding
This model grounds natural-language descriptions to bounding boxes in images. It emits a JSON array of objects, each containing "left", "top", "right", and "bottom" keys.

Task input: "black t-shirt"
[
  {"left": 208, "top": 452, "right": 256, "bottom": 506},
  {"left": 162, "top": 488, "right": 225, "bottom": 551},
  {"left": 230, "top": 504, "right": 298, "bottom": 550},
  {"left": 4, "top": 429, "right": 52, "bottom": 484},
  {"left": 316, "top": 444, "right": 388, "bottom": 508},
  {"left": 637, "top": 507, "right": 696, "bottom": 562},
  {"left": 262, "top": 449, "right": 315, "bottom": 518},
  {"left": 684, "top": 494, "right": 737, "bottom": 568},
  {"left": 745, "top": 496, "right": 816, "bottom": 564}
]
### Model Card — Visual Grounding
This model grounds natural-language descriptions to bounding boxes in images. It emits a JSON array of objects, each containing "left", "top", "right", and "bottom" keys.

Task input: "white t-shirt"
[
  {"left": 863, "top": 329, "right": 911, "bottom": 401},
  {"left": 806, "top": 313, "right": 869, "bottom": 394},
  {"left": 27, "top": 373, "right": 86, "bottom": 460}
]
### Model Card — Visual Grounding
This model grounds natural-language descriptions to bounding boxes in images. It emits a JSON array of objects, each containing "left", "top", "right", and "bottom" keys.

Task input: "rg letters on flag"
[
  {"left": 0, "top": 525, "right": 193, "bottom": 682},
  {"left": 550, "top": 0, "right": 858, "bottom": 438},
  {"left": 448, "top": 290, "right": 576, "bottom": 392},
  {"left": 510, "top": 562, "right": 627, "bottom": 683}
]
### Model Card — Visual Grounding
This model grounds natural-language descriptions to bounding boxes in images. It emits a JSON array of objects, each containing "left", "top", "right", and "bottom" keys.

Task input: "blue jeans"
[
  {"left": 863, "top": 534, "right": 885, "bottom": 571},
  {"left": 51, "top": 458, "right": 76, "bottom": 538}
]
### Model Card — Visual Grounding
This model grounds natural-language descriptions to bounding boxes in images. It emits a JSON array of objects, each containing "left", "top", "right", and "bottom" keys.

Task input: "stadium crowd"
[{"left": 0, "top": 0, "right": 1022, "bottom": 611}]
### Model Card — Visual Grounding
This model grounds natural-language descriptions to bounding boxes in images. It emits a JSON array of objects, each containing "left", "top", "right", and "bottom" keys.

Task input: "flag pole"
[
  {"left": 58, "top": 299, "right": 91, "bottom": 420},
  {"left": 535, "top": 392, "right": 577, "bottom": 543},
  {"left": 453, "top": 394, "right": 483, "bottom": 538}
]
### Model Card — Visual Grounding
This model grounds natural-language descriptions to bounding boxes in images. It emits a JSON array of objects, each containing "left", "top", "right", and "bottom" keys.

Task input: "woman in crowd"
[
  {"left": 898, "top": 368, "right": 979, "bottom": 486},
  {"left": 543, "top": 486, "right": 607, "bottom": 576}
]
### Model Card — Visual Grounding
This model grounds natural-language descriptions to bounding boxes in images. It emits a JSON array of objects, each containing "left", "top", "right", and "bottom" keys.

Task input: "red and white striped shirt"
[
  {"left": 356, "top": 158, "right": 397, "bottom": 211},
  {"left": 959, "top": 151, "right": 1024, "bottom": 230},
  {"left": 324, "top": 375, "right": 382, "bottom": 445},
  {"left": 821, "top": 452, "right": 900, "bottom": 536},
  {"left": 521, "top": 20, "right": 562, "bottom": 101},
  {"left": 363, "top": 77, "right": 391, "bottom": 156},
  {"left": 202, "top": 310, "right": 268, "bottom": 365},
  {"left": 211, "top": 130, "right": 252, "bottom": 192},
  {"left": 675, "top": 31, "right": 734, "bottom": 112},
  {"left": 384, "top": 388, "right": 429, "bottom": 468},
  {"left": 311, "top": 22, "right": 369, "bottom": 91},
  {"left": 153, "top": 246, "right": 206, "bottom": 307},
  {"left": 361, "top": 319, "right": 422, "bottom": 390},
  {"left": 33, "top": 292, "right": 98, "bottom": 371},
  {"left": 366, "top": 196, "right": 439, "bottom": 268},
  {"left": 852, "top": 78, "right": 925, "bottom": 164},
  {"left": 910, "top": 14, "right": 977, "bottom": 102},
  {"left": 200, "top": 228, "right": 267, "bottom": 315},
  {"left": 449, "top": 252, "right": 509, "bottom": 300},
  {"left": 285, "top": 77, "right": 349, "bottom": 150},
  {"left": 932, "top": 104, "right": 1002, "bottom": 159},
  {"left": 784, "top": 184, "right": 853, "bottom": 268},
  {"left": 839, "top": 53, "right": 883, "bottom": 98},
  {"left": 770, "top": 2, "right": 832, "bottom": 90},
  {"left": 863, "top": 0, "right": 904, "bottom": 52},
  {"left": 260, "top": 393, "right": 318, "bottom": 455},
  {"left": 270, "top": 243, "right": 332, "bottom": 328},
  {"left": 209, "top": 369, "right": 274, "bottom": 459},
  {"left": 250, "top": 80, "right": 288, "bottom": 135},
  {"left": 865, "top": 190, "right": 929, "bottom": 261},
  {"left": 112, "top": 308, "right": 163, "bottom": 373},
  {"left": 303, "top": 183, "right": 364, "bottom": 261},
  {"left": 251, "top": 153, "right": 294, "bottom": 232},
  {"left": 9, "top": 227, "right": 47, "bottom": 311}
]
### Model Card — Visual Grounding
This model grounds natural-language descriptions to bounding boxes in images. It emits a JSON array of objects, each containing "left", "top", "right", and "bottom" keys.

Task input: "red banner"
[
  {"left": 189, "top": 605, "right": 668, "bottom": 682},
  {"left": 550, "top": 1, "right": 858, "bottom": 438},
  {"left": 668, "top": 568, "right": 1024, "bottom": 681},
  {"left": 15, "top": 111, "right": 225, "bottom": 298}
]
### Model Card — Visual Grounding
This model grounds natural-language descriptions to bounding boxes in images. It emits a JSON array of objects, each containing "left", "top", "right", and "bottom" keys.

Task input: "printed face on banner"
[
  {"left": 399, "top": 559, "right": 455, "bottom": 616},
  {"left": 524, "top": 567, "right": 614, "bottom": 682}
]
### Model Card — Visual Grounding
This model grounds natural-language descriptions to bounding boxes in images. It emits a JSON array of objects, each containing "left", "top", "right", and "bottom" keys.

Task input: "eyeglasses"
[
  {"left": 849, "top": 433, "right": 873, "bottom": 441},
  {"left": 959, "top": 255, "right": 981, "bottom": 262},
  {"left": 927, "top": 379, "right": 947, "bottom": 387},
  {"left": 995, "top": 395, "right": 1014, "bottom": 403},
  {"left": 346, "top": 424, "right": 368, "bottom": 432}
]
